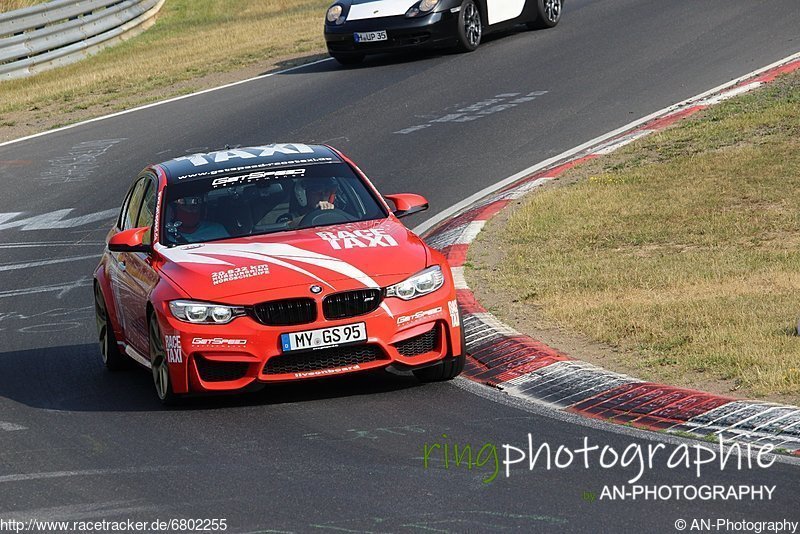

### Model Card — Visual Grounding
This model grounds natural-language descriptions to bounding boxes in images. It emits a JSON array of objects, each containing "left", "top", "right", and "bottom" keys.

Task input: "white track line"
[
  {"left": 0, "top": 466, "right": 177, "bottom": 483},
  {"left": 0, "top": 254, "right": 99, "bottom": 272},
  {"left": 0, "top": 57, "right": 333, "bottom": 149},
  {"left": 413, "top": 50, "right": 800, "bottom": 236}
]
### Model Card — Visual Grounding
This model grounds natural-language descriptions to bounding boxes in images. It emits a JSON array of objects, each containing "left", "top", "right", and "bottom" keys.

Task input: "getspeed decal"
[
  {"left": 191, "top": 338, "right": 247, "bottom": 346},
  {"left": 211, "top": 264, "right": 270, "bottom": 285},
  {"left": 317, "top": 228, "right": 398, "bottom": 250},
  {"left": 397, "top": 306, "right": 442, "bottom": 326},
  {"left": 211, "top": 168, "right": 305, "bottom": 188},
  {"left": 165, "top": 335, "right": 182, "bottom": 363},
  {"left": 448, "top": 300, "right": 460, "bottom": 327}
]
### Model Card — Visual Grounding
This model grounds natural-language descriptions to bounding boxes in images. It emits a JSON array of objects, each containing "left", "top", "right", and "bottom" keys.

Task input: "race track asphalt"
[{"left": 0, "top": 0, "right": 798, "bottom": 531}]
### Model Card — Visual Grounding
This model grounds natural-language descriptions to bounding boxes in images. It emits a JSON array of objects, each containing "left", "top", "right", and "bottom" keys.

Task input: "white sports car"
[{"left": 324, "top": 0, "right": 562, "bottom": 65}]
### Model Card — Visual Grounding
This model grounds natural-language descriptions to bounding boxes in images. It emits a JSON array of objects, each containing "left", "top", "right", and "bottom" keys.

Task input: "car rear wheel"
[
  {"left": 94, "top": 283, "right": 126, "bottom": 371},
  {"left": 413, "top": 308, "right": 467, "bottom": 382},
  {"left": 332, "top": 53, "right": 365, "bottom": 66},
  {"left": 149, "top": 314, "right": 179, "bottom": 405},
  {"left": 455, "top": 0, "right": 482, "bottom": 52},
  {"left": 527, "top": 0, "right": 562, "bottom": 29}
]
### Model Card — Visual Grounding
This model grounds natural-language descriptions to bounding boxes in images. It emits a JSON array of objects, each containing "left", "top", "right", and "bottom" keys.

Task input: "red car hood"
[{"left": 156, "top": 219, "right": 429, "bottom": 301}]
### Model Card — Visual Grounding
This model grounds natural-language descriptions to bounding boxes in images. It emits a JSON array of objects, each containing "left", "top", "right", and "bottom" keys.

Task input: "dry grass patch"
[
  {"left": 0, "top": 0, "right": 49, "bottom": 12},
  {"left": 0, "top": 0, "right": 330, "bottom": 138},
  {"left": 468, "top": 71, "right": 800, "bottom": 402}
]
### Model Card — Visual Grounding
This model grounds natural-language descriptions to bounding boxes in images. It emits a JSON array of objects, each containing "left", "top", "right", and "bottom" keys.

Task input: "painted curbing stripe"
[
  {"left": 451, "top": 266, "right": 468, "bottom": 289},
  {"left": 455, "top": 221, "right": 486, "bottom": 245},
  {"left": 425, "top": 223, "right": 470, "bottom": 250},
  {"left": 592, "top": 130, "right": 653, "bottom": 155},
  {"left": 572, "top": 383, "right": 731, "bottom": 419},
  {"left": 684, "top": 402, "right": 800, "bottom": 441},
  {"left": 473, "top": 200, "right": 510, "bottom": 221},
  {"left": 502, "top": 361, "right": 638, "bottom": 408},
  {"left": 423, "top": 52, "right": 800, "bottom": 451},
  {"left": 751, "top": 58, "right": 800, "bottom": 83},
  {"left": 749, "top": 410, "right": 800, "bottom": 437},
  {"left": 723, "top": 406, "right": 791, "bottom": 432},
  {"left": 634, "top": 106, "right": 705, "bottom": 133},
  {"left": 455, "top": 289, "right": 485, "bottom": 315},
  {"left": 415, "top": 51, "right": 800, "bottom": 237},
  {"left": 682, "top": 401, "right": 764, "bottom": 432},
  {"left": 753, "top": 418, "right": 800, "bottom": 445},
  {"left": 465, "top": 337, "right": 567, "bottom": 384},
  {"left": 441, "top": 244, "right": 469, "bottom": 267},
  {"left": 698, "top": 81, "right": 763, "bottom": 106},
  {"left": 464, "top": 312, "right": 520, "bottom": 336},
  {"left": 463, "top": 313, "right": 518, "bottom": 346},
  {"left": 498, "top": 177, "right": 554, "bottom": 200}
]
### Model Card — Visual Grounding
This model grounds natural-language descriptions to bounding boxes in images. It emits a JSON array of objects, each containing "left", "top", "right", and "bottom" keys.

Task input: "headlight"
[
  {"left": 419, "top": 0, "right": 439, "bottom": 11},
  {"left": 327, "top": 4, "right": 345, "bottom": 24},
  {"left": 406, "top": 0, "right": 439, "bottom": 17},
  {"left": 169, "top": 300, "right": 245, "bottom": 325},
  {"left": 385, "top": 266, "right": 445, "bottom": 300}
]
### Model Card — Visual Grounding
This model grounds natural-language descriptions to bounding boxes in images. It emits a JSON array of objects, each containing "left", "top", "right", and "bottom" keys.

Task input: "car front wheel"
[
  {"left": 413, "top": 307, "right": 467, "bottom": 382},
  {"left": 149, "top": 314, "right": 179, "bottom": 405},
  {"left": 455, "top": 0, "right": 482, "bottom": 52}
]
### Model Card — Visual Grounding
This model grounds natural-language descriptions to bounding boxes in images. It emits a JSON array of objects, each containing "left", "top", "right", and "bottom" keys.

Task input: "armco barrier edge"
[{"left": 0, "top": 0, "right": 165, "bottom": 80}]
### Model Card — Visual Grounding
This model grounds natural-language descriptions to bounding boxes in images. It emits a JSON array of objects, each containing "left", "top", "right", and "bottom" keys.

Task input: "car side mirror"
[
  {"left": 108, "top": 227, "right": 151, "bottom": 253},
  {"left": 385, "top": 193, "right": 429, "bottom": 219}
]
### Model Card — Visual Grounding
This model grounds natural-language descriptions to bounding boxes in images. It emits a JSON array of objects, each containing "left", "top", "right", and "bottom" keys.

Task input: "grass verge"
[
  {"left": 0, "top": 0, "right": 49, "bottom": 12},
  {"left": 0, "top": 0, "right": 330, "bottom": 140},
  {"left": 467, "top": 70, "right": 800, "bottom": 404}
]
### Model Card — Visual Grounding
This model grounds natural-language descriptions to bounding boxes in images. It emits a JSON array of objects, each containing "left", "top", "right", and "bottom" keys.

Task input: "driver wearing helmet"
[
  {"left": 284, "top": 177, "right": 338, "bottom": 228},
  {"left": 168, "top": 194, "right": 228, "bottom": 244}
]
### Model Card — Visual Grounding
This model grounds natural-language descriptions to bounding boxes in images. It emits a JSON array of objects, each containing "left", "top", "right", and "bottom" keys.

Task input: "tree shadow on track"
[{"left": 0, "top": 343, "right": 424, "bottom": 412}]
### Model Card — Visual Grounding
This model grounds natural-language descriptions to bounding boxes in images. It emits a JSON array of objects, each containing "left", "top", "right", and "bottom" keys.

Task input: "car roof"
[{"left": 156, "top": 143, "right": 342, "bottom": 184}]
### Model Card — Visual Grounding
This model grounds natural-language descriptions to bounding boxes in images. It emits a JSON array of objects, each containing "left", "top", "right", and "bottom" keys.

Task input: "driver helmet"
[
  {"left": 295, "top": 177, "right": 337, "bottom": 209},
  {"left": 174, "top": 195, "right": 204, "bottom": 233}
]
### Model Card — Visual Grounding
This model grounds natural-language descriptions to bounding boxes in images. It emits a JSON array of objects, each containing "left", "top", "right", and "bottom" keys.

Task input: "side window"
[
  {"left": 117, "top": 187, "right": 134, "bottom": 229},
  {"left": 122, "top": 178, "right": 148, "bottom": 231},
  {"left": 135, "top": 179, "right": 157, "bottom": 245}
]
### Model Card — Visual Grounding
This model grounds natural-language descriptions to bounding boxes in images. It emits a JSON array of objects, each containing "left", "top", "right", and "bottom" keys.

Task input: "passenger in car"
[{"left": 167, "top": 195, "right": 229, "bottom": 244}]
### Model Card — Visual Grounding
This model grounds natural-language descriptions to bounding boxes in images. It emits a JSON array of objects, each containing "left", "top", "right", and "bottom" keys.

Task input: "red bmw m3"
[{"left": 93, "top": 143, "right": 465, "bottom": 404}]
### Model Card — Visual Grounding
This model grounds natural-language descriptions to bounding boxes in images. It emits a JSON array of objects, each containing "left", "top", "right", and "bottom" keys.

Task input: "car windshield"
[{"left": 161, "top": 163, "right": 387, "bottom": 246}]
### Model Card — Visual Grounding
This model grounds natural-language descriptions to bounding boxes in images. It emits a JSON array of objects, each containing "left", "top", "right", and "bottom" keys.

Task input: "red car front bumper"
[{"left": 155, "top": 282, "right": 463, "bottom": 394}]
